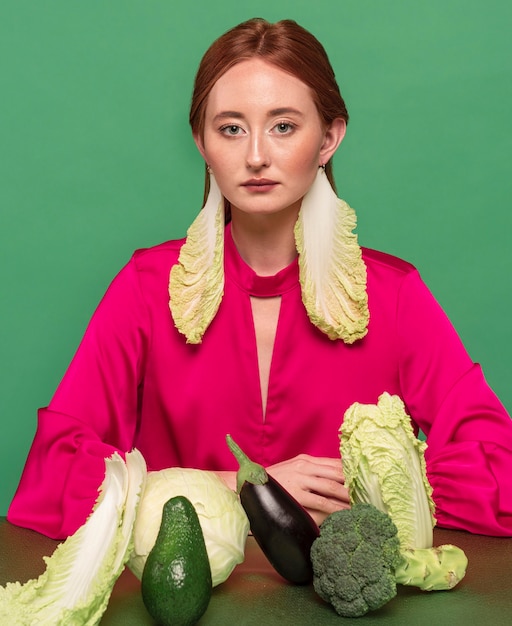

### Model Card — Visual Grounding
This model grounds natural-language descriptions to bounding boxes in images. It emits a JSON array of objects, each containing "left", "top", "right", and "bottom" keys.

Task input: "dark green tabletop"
[{"left": 1, "top": 516, "right": 511, "bottom": 625}]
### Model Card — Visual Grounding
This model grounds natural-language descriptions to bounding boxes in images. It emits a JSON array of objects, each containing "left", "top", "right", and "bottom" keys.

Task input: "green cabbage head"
[{"left": 128, "top": 468, "right": 249, "bottom": 586}]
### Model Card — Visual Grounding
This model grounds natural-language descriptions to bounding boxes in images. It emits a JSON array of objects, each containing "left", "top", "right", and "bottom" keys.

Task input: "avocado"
[{"left": 141, "top": 495, "right": 212, "bottom": 626}]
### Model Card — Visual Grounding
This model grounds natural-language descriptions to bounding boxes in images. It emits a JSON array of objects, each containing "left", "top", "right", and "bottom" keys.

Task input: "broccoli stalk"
[
  {"left": 394, "top": 545, "right": 468, "bottom": 591},
  {"left": 339, "top": 393, "right": 468, "bottom": 593}
]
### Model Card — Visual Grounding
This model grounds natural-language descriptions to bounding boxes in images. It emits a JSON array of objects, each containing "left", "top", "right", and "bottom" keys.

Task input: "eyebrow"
[{"left": 212, "top": 107, "right": 305, "bottom": 123}]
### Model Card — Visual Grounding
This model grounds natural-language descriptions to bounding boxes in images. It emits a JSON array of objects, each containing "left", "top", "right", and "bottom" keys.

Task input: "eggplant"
[{"left": 226, "top": 435, "right": 319, "bottom": 585}]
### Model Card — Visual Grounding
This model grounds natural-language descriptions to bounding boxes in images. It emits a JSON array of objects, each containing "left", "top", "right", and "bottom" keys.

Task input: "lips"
[{"left": 241, "top": 178, "right": 279, "bottom": 192}]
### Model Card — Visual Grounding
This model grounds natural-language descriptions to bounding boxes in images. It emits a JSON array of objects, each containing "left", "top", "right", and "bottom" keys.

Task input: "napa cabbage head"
[
  {"left": 340, "top": 392, "right": 435, "bottom": 549},
  {"left": 340, "top": 393, "right": 467, "bottom": 591},
  {"left": 128, "top": 467, "right": 249, "bottom": 587}
]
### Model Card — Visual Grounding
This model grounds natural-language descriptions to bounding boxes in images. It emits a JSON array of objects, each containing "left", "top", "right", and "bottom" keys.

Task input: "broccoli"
[{"left": 311, "top": 503, "right": 403, "bottom": 618}]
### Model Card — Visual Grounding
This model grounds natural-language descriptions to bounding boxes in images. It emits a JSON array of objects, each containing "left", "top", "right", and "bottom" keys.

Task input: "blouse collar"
[{"left": 224, "top": 223, "right": 299, "bottom": 297}]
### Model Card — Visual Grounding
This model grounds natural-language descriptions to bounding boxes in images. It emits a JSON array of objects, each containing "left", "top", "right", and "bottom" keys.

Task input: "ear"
[
  {"left": 193, "top": 132, "right": 207, "bottom": 161},
  {"left": 319, "top": 118, "right": 346, "bottom": 165}
]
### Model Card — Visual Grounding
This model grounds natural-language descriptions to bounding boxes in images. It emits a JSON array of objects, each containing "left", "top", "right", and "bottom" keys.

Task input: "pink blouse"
[{"left": 8, "top": 225, "right": 512, "bottom": 538}]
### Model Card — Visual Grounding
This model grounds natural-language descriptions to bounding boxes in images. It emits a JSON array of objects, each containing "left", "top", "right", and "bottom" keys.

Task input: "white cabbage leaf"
[
  {"left": 295, "top": 167, "right": 368, "bottom": 343},
  {"left": 0, "top": 449, "right": 147, "bottom": 625},
  {"left": 168, "top": 174, "right": 224, "bottom": 344}
]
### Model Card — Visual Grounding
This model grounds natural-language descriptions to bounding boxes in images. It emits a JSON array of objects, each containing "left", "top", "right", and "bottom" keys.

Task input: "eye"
[
  {"left": 221, "top": 124, "right": 243, "bottom": 136},
  {"left": 274, "top": 122, "right": 295, "bottom": 134}
]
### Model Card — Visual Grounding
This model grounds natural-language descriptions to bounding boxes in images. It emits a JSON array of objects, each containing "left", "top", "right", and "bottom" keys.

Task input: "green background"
[{"left": 1, "top": 0, "right": 511, "bottom": 516}]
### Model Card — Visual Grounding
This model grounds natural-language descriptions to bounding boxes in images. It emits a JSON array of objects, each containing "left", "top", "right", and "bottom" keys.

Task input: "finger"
[
  {"left": 308, "top": 456, "right": 344, "bottom": 469},
  {"left": 311, "top": 462, "right": 345, "bottom": 483},
  {"left": 301, "top": 490, "right": 351, "bottom": 517},
  {"left": 293, "top": 456, "right": 345, "bottom": 483},
  {"left": 303, "top": 475, "right": 350, "bottom": 503},
  {"left": 307, "top": 500, "right": 351, "bottom": 526}
]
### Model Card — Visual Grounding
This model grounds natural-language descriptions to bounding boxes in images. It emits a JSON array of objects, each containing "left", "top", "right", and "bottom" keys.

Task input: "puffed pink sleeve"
[
  {"left": 397, "top": 270, "right": 512, "bottom": 536},
  {"left": 7, "top": 256, "right": 150, "bottom": 539}
]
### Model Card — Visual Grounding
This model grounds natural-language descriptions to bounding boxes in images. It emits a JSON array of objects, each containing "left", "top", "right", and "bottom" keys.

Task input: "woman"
[{"left": 8, "top": 18, "right": 512, "bottom": 538}]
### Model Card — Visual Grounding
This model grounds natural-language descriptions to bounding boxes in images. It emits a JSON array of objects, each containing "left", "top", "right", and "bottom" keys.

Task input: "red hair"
[{"left": 190, "top": 18, "right": 349, "bottom": 197}]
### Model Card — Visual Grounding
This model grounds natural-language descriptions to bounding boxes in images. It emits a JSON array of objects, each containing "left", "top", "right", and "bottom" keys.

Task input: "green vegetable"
[
  {"left": 340, "top": 392, "right": 468, "bottom": 592},
  {"left": 0, "top": 450, "right": 147, "bottom": 625},
  {"left": 169, "top": 173, "right": 224, "bottom": 344},
  {"left": 294, "top": 167, "right": 369, "bottom": 343},
  {"left": 141, "top": 496, "right": 212, "bottom": 626},
  {"left": 311, "top": 503, "right": 403, "bottom": 618},
  {"left": 128, "top": 466, "right": 249, "bottom": 586},
  {"left": 394, "top": 544, "right": 469, "bottom": 591}
]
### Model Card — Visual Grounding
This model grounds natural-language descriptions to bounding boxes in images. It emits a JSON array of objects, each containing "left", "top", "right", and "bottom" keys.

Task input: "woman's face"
[{"left": 195, "top": 59, "right": 345, "bottom": 220}]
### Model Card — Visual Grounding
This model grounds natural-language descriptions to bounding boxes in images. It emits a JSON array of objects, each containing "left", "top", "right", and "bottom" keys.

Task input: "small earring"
[
  {"left": 319, "top": 163, "right": 326, "bottom": 171},
  {"left": 207, "top": 164, "right": 212, "bottom": 174}
]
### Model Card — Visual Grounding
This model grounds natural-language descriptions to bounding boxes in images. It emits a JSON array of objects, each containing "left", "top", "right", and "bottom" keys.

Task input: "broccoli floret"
[{"left": 310, "top": 503, "right": 402, "bottom": 618}]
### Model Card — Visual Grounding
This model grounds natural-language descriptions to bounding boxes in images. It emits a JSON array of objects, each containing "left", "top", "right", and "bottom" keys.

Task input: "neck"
[{"left": 230, "top": 205, "right": 299, "bottom": 276}]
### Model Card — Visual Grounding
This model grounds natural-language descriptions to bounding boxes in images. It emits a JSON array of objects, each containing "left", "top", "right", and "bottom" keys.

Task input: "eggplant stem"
[{"left": 226, "top": 434, "right": 268, "bottom": 493}]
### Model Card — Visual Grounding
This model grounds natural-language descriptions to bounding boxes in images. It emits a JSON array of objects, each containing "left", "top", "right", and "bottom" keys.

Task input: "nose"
[{"left": 246, "top": 132, "right": 270, "bottom": 170}]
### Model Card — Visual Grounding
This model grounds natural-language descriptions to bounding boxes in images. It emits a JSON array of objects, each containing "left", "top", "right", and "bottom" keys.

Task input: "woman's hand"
[
  {"left": 215, "top": 454, "right": 349, "bottom": 526},
  {"left": 266, "top": 454, "right": 350, "bottom": 526}
]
